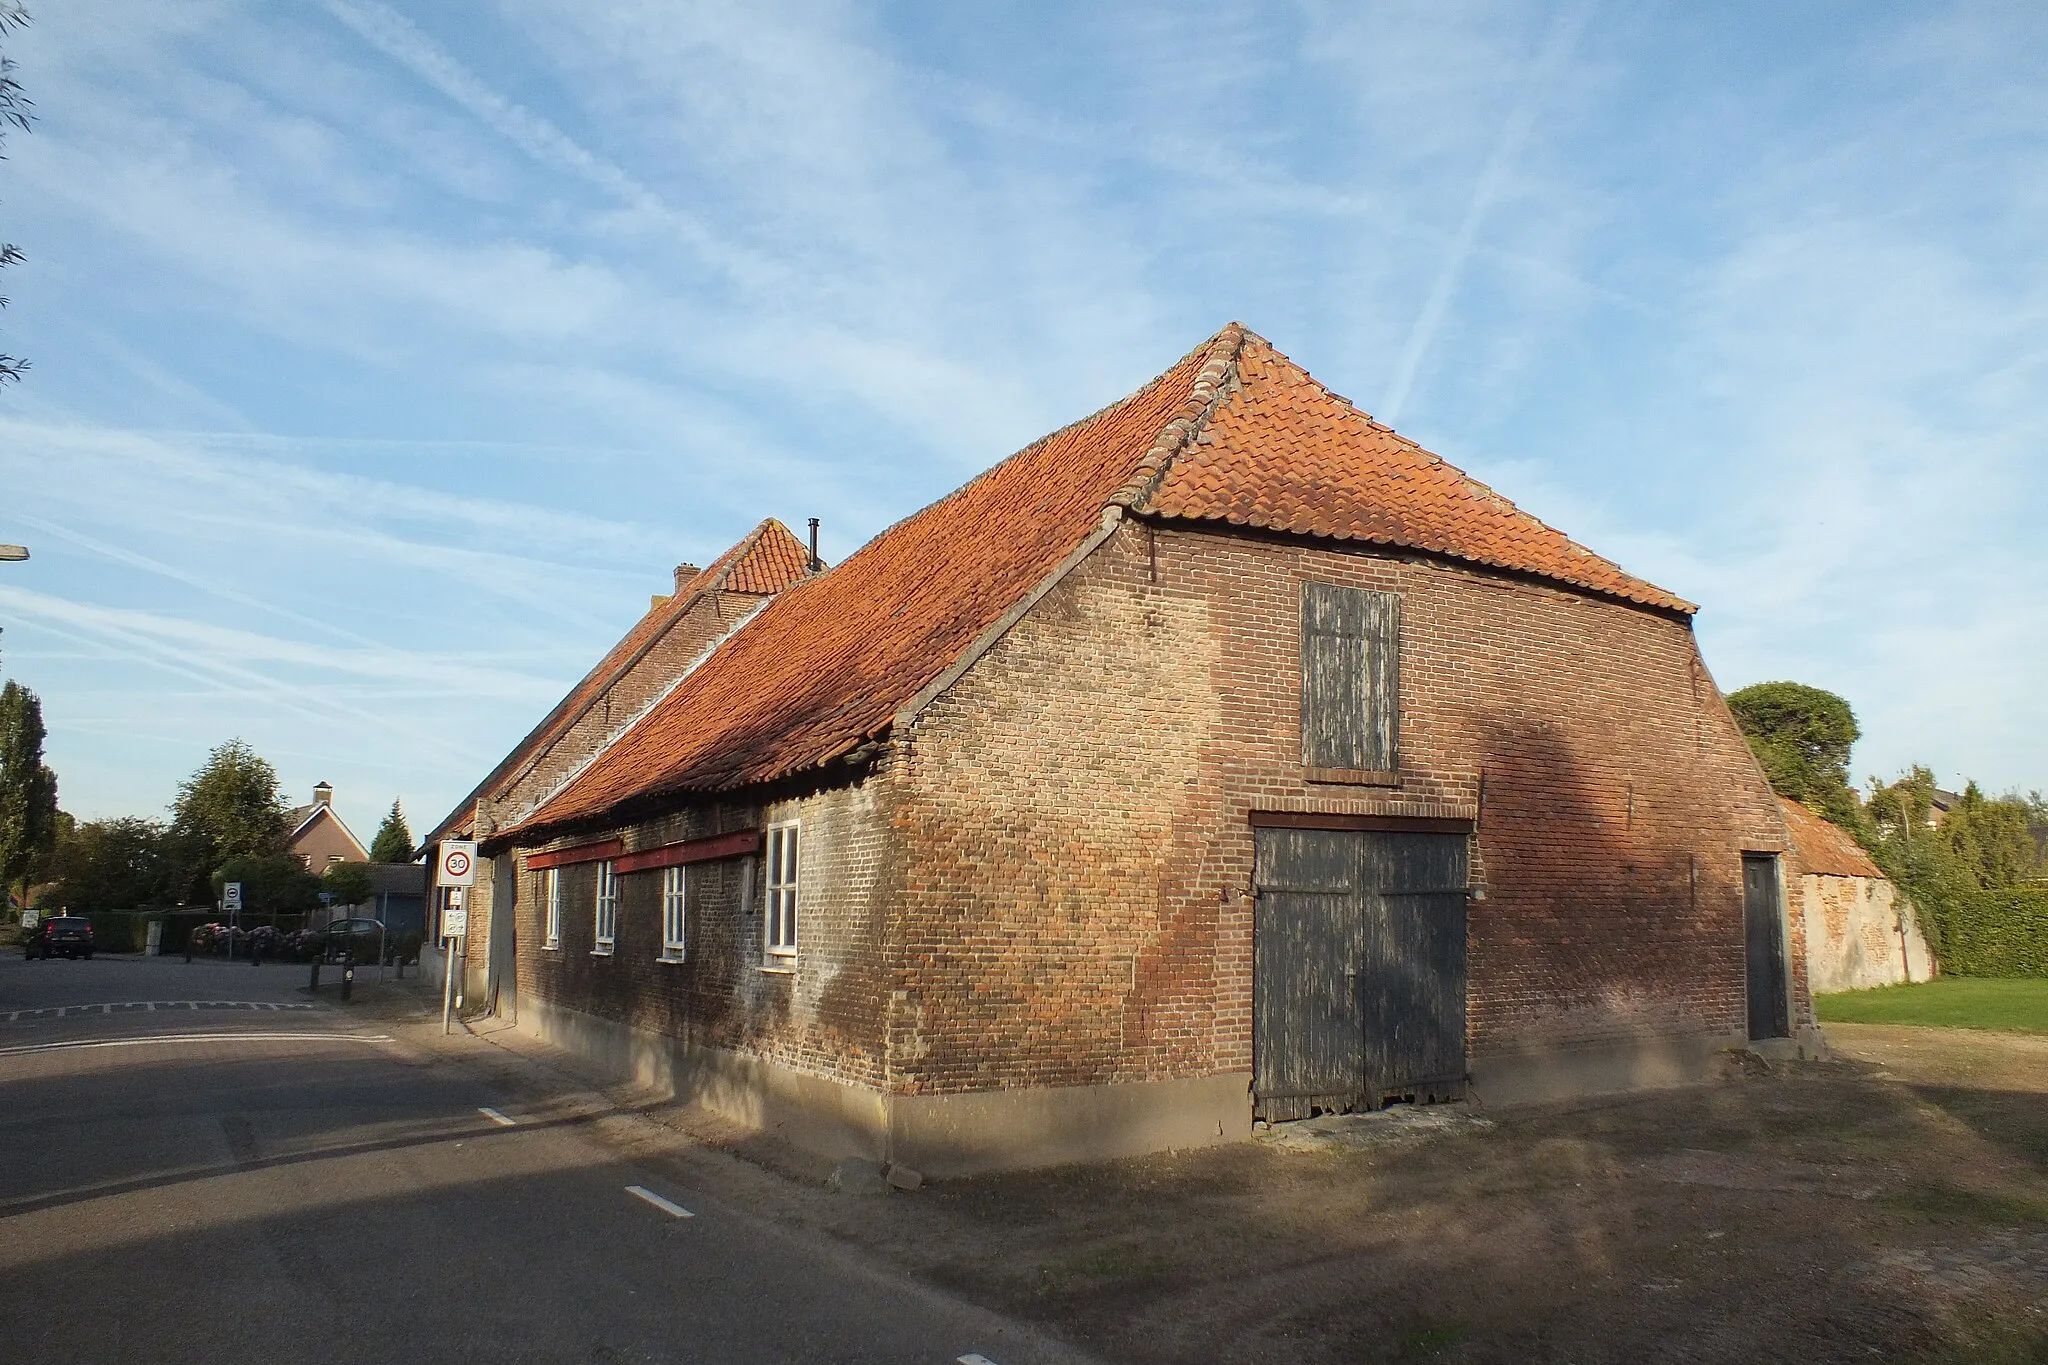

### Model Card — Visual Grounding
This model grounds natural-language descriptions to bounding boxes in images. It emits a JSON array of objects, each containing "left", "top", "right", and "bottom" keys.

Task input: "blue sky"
[{"left": 3, "top": 0, "right": 2044, "bottom": 842}]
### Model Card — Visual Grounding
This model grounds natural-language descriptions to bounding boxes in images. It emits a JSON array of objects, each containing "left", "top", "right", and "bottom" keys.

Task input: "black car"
[
  {"left": 25, "top": 916, "right": 94, "bottom": 960},
  {"left": 322, "top": 917, "right": 384, "bottom": 964}
]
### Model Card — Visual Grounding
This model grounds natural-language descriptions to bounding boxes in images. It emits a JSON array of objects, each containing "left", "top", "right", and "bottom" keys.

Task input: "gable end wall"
[{"left": 891, "top": 519, "right": 1805, "bottom": 1097}]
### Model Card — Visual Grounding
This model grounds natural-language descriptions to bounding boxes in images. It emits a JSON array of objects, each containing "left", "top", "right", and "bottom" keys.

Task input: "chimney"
[
  {"left": 313, "top": 782, "right": 333, "bottom": 807},
  {"left": 807, "top": 518, "right": 821, "bottom": 573},
  {"left": 673, "top": 563, "right": 701, "bottom": 594}
]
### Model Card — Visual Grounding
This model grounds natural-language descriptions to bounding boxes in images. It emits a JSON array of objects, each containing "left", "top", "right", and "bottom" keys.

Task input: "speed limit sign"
[{"left": 437, "top": 840, "right": 478, "bottom": 887}]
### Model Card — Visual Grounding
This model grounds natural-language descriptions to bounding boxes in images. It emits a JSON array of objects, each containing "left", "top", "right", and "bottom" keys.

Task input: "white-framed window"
[
  {"left": 764, "top": 822, "right": 799, "bottom": 965},
  {"left": 593, "top": 859, "right": 617, "bottom": 955},
  {"left": 660, "top": 865, "right": 687, "bottom": 962},
  {"left": 542, "top": 867, "right": 561, "bottom": 949}
]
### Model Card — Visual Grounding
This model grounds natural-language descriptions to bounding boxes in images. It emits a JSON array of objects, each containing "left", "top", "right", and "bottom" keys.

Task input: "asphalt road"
[{"left": 0, "top": 953, "right": 1092, "bottom": 1365}]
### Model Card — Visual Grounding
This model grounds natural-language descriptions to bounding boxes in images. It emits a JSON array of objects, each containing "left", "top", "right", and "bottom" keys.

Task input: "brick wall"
[
  {"left": 495, "top": 515, "right": 1799, "bottom": 1104},
  {"left": 889, "top": 517, "right": 1798, "bottom": 1093},
  {"left": 507, "top": 776, "right": 898, "bottom": 1090},
  {"left": 1797, "top": 872, "right": 1933, "bottom": 992}
]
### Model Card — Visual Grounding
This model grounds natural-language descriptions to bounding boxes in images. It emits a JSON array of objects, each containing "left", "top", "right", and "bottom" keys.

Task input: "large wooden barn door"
[
  {"left": 1253, "top": 829, "right": 1364, "bottom": 1120},
  {"left": 1254, "top": 827, "right": 1469, "bottom": 1120},
  {"left": 1744, "top": 853, "right": 1790, "bottom": 1040},
  {"left": 1360, "top": 832, "right": 1469, "bottom": 1101}
]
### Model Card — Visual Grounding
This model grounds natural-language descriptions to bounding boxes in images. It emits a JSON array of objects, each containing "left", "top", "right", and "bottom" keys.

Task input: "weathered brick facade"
[
  {"left": 487, "top": 513, "right": 1806, "bottom": 1159},
  {"left": 889, "top": 517, "right": 1805, "bottom": 1095},
  {"left": 461, "top": 324, "right": 1812, "bottom": 1170}
]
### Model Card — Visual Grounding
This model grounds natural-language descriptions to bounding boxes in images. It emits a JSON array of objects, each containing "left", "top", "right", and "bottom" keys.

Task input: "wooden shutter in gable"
[{"left": 1301, "top": 582, "right": 1400, "bottom": 772}]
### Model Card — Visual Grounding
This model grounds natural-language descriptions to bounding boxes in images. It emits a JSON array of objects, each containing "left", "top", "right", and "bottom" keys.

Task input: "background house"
[
  {"left": 286, "top": 782, "right": 368, "bottom": 869},
  {"left": 447, "top": 325, "right": 1812, "bottom": 1176},
  {"left": 1780, "top": 796, "right": 1934, "bottom": 992}
]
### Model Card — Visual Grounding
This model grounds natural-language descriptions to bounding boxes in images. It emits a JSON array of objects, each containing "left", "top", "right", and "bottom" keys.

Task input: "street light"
[{"left": 0, "top": 545, "right": 26, "bottom": 561}]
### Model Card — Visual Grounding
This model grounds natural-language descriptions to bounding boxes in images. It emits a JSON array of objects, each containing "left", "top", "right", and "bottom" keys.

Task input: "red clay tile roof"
[
  {"left": 425, "top": 518, "right": 811, "bottom": 845},
  {"left": 1136, "top": 333, "right": 1691, "bottom": 613},
  {"left": 508, "top": 324, "right": 1691, "bottom": 838},
  {"left": 507, "top": 333, "right": 1234, "bottom": 835},
  {"left": 1780, "top": 797, "right": 1885, "bottom": 879}
]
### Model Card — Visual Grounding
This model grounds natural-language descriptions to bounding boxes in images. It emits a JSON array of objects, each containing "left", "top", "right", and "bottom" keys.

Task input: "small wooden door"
[
  {"left": 1743, "top": 853, "right": 1790, "bottom": 1040},
  {"left": 1254, "top": 827, "right": 1469, "bottom": 1120}
]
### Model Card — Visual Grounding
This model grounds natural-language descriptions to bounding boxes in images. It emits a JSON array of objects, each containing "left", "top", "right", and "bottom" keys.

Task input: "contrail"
[{"left": 1380, "top": 0, "right": 1598, "bottom": 426}]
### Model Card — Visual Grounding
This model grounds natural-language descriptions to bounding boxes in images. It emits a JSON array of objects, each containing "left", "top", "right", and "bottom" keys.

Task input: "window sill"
[
  {"left": 759, "top": 961, "right": 796, "bottom": 975},
  {"left": 1304, "top": 766, "right": 1402, "bottom": 788},
  {"left": 657, "top": 952, "right": 687, "bottom": 965},
  {"left": 591, "top": 946, "right": 615, "bottom": 957},
  {"left": 543, "top": 941, "right": 562, "bottom": 951}
]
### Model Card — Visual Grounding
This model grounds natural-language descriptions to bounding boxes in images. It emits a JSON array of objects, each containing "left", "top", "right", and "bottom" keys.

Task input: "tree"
[
  {"left": 1934, "top": 783, "right": 2040, "bottom": 891},
  {"left": 369, "top": 800, "right": 414, "bottom": 863},
  {"left": 169, "top": 739, "right": 288, "bottom": 901},
  {"left": 320, "top": 860, "right": 374, "bottom": 911},
  {"left": 0, "top": 678, "right": 58, "bottom": 903},
  {"left": 0, "top": 4, "right": 34, "bottom": 385},
  {"left": 48, "top": 816, "right": 182, "bottom": 912},
  {"left": 1727, "top": 680, "right": 1864, "bottom": 829},
  {"left": 213, "top": 854, "right": 320, "bottom": 917}
]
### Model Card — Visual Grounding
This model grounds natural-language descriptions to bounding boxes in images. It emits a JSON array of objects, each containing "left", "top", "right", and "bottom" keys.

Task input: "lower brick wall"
[{"left": 505, "top": 780, "right": 897, "bottom": 1092}]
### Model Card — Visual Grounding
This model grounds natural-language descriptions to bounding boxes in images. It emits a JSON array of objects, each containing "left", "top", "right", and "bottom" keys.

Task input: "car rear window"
[{"left": 50, "top": 918, "right": 90, "bottom": 929}]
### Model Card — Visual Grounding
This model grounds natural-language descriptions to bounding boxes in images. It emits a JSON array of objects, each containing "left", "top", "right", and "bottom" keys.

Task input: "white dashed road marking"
[
  {"left": 958, "top": 1354, "right": 1000, "bottom": 1364},
  {"left": 625, "top": 1185, "right": 694, "bottom": 1219},
  {"left": 478, "top": 1107, "right": 516, "bottom": 1126},
  {"left": 0, "top": 1001, "right": 318, "bottom": 1023},
  {"left": 0, "top": 1032, "right": 392, "bottom": 1059}
]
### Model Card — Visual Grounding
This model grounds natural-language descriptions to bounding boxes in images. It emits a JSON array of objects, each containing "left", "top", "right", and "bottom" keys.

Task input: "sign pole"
[
  {"left": 441, "top": 916, "right": 456, "bottom": 1035},
  {"left": 433, "top": 842, "right": 478, "bottom": 1036},
  {"left": 223, "top": 882, "right": 242, "bottom": 962}
]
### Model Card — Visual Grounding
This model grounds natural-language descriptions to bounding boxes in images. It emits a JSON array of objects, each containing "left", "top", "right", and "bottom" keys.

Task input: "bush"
[{"left": 1934, "top": 888, "right": 2048, "bottom": 977}]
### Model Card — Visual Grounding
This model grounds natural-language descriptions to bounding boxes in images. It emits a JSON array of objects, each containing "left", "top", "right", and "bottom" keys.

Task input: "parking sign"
[{"left": 223, "top": 881, "right": 243, "bottom": 911}]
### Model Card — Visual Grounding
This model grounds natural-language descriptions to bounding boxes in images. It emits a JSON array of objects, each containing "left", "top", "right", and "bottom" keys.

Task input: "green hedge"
[{"left": 1930, "top": 888, "right": 2048, "bottom": 977}]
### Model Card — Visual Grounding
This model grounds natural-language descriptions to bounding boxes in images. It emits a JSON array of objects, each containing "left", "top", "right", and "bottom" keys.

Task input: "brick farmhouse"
[{"left": 438, "top": 325, "right": 1820, "bottom": 1175}]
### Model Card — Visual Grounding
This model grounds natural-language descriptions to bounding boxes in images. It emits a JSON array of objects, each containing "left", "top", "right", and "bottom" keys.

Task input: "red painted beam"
[
  {"left": 611, "top": 828, "right": 763, "bottom": 875},
  {"left": 523, "top": 838, "right": 626, "bottom": 871}
]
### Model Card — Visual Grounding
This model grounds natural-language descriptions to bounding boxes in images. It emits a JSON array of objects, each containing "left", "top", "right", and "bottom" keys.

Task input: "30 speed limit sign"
[{"left": 437, "top": 840, "right": 478, "bottom": 887}]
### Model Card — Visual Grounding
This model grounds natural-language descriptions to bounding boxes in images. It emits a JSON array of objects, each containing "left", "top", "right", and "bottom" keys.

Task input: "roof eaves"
[
  {"left": 1135, "top": 506, "right": 1698, "bottom": 616},
  {"left": 423, "top": 520, "right": 813, "bottom": 845},
  {"left": 499, "top": 594, "right": 778, "bottom": 836}
]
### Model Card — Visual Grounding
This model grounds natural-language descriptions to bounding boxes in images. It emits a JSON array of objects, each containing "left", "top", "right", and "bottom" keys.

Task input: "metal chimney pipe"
[{"left": 807, "top": 518, "right": 820, "bottom": 572}]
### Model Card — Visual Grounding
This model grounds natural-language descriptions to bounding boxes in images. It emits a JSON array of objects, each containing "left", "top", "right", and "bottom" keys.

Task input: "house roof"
[
  {"left": 424, "top": 518, "right": 813, "bottom": 846},
  {"left": 286, "top": 802, "right": 370, "bottom": 861},
  {"left": 1779, "top": 797, "right": 1884, "bottom": 879},
  {"left": 1138, "top": 334, "right": 1693, "bottom": 614},
  {"left": 504, "top": 324, "right": 1691, "bottom": 843}
]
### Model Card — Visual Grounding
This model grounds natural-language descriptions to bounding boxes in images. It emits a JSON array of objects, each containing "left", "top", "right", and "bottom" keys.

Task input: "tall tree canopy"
[
  {"left": 169, "top": 739, "right": 287, "bottom": 899},
  {"left": 0, "top": 4, "right": 34, "bottom": 384},
  {"left": 48, "top": 816, "right": 182, "bottom": 912},
  {"left": 369, "top": 799, "right": 414, "bottom": 863},
  {"left": 1727, "top": 681, "right": 1861, "bottom": 822},
  {"left": 0, "top": 678, "right": 58, "bottom": 900},
  {"left": 213, "top": 854, "right": 320, "bottom": 917}
]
